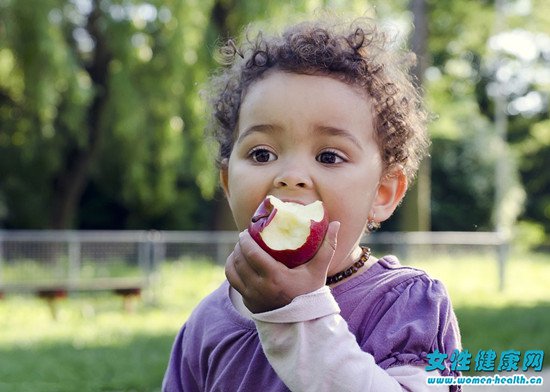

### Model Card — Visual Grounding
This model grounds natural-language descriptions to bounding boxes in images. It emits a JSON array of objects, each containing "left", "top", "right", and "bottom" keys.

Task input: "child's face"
[{"left": 221, "top": 71, "right": 406, "bottom": 270}]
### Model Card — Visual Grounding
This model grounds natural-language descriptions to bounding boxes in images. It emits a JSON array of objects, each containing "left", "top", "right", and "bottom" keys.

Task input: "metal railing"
[{"left": 0, "top": 230, "right": 509, "bottom": 291}]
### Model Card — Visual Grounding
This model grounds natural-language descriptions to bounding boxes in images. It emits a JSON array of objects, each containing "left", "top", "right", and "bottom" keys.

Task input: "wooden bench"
[{"left": 0, "top": 277, "right": 147, "bottom": 318}]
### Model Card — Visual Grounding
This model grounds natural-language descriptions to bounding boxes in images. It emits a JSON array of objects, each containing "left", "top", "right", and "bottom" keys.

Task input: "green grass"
[
  {"left": 0, "top": 259, "right": 226, "bottom": 392},
  {"left": 2, "top": 258, "right": 145, "bottom": 282},
  {"left": 410, "top": 252, "right": 550, "bottom": 368},
  {"left": 1, "top": 252, "right": 549, "bottom": 391}
]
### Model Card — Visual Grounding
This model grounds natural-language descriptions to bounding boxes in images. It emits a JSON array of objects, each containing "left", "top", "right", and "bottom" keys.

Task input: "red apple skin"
[{"left": 248, "top": 197, "right": 329, "bottom": 268}]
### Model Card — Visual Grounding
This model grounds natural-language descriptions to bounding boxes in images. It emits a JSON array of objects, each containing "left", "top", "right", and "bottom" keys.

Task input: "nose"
[{"left": 273, "top": 162, "right": 313, "bottom": 189}]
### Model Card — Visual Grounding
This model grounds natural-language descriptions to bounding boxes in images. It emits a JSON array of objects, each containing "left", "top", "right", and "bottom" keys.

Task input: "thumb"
[{"left": 306, "top": 221, "right": 340, "bottom": 275}]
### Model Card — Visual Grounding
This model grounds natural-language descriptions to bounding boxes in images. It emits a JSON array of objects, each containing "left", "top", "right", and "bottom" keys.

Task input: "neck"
[
  {"left": 328, "top": 246, "right": 363, "bottom": 276},
  {"left": 326, "top": 246, "right": 371, "bottom": 286}
]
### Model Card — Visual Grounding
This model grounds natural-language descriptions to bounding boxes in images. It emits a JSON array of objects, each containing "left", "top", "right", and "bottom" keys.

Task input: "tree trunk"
[
  {"left": 211, "top": 0, "right": 234, "bottom": 40},
  {"left": 50, "top": 0, "right": 110, "bottom": 229},
  {"left": 399, "top": 0, "right": 431, "bottom": 232}
]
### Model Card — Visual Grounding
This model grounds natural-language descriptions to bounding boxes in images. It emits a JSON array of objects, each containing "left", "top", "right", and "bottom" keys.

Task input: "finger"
[
  {"left": 225, "top": 250, "right": 247, "bottom": 294},
  {"left": 305, "top": 221, "right": 340, "bottom": 274},
  {"left": 238, "top": 229, "right": 281, "bottom": 276},
  {"left": 232, "top": 240, "right": 264, "bottom": 282},
  {"left": 228, "top": 242, "right": 275, "bottom": 312}
]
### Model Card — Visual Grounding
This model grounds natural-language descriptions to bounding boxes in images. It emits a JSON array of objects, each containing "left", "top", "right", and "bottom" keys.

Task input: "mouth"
[
  {"left": 270, "top": 197, "right": 309, "bottom": 206},
  {"left": 251, "top": 211, "right": 270, "bottom": 223},
  {"left": 251, "top": 195, "right": 319, "bottom": 224},
  {"left": 251, "top": 196, "right": 275, "bottom": 225}
]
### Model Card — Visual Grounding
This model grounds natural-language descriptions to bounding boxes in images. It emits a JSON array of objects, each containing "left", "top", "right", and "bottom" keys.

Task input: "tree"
[
  {"left": 0, "top": 0, "right": 378, "bottom": 230},
  {"left": 422, "top": 0, "right": 502, "bottom": 232},
  {"left": 2, "top": 0, "right": 549, "bottom": 241},
  {"left": 398, "top": 0, "right": 431, "bottom": 231},
  {"left": 0, "top": 0, "right": 218, "bottom": 229},
  {"left": 418, "top": 0, "right": 550, "bottom": 242}
]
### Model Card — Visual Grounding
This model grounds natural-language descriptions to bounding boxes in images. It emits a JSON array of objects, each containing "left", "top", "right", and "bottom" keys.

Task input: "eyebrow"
[
  {"left": 236, "top": 124, "right": 278, "bottom": 145},
  {"left": 236, "top": 123, "right": 364, "bottom": 151},
  {"left": 316, "top": 125, "right": 364, "bottom": 151}
]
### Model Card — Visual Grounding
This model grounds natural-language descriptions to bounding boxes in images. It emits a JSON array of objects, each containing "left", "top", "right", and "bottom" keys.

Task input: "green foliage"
[
  {"left": 0, "top": 0, "right": 81, "bottom": 228},
  {"left": 0, "top": 0, "right": 383, "bottom": 230},
  {"left": 88, "top": 0, "right": 220, "bottom": 229},
  {"left": 1, "top": 0, "right": 550, "bottom": 236},
  {"left": 422, "top": 0, "right": 550, "bottom": 238},
  {"left": 430, "top": 135, "right": 495, "bottom": 231},
  {"left": 0, "top": 0, "right": 220, "bottom": 229},
  {"left": 516, "top": 119, "right": 550, "bottom": 241},
  {"left": 513, "top": 220, "right": 547, "bottom": 252}
]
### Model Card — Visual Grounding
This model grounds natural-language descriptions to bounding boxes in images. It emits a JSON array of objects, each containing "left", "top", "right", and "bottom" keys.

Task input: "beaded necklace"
[{"left": 325, "top": 246, "right": 371, "bottom": 285}]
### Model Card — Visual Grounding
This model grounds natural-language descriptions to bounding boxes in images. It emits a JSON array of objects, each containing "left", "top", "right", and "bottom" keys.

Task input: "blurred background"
[{"left": 0, "top": 0, "right": 549, "bottom": 391}]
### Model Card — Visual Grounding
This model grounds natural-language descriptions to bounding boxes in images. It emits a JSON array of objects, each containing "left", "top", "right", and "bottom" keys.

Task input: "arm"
[
  {"left": 225, "top": 228, "right": 456, "bottom": 391},
  {"left": 248, "top": 287, "right": 446, "bottom": 392}
]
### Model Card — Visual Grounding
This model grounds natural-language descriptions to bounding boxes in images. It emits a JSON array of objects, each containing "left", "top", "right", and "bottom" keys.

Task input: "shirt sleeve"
[
  {"left": 250, "top": 277, "right": 462, "bottom": 392},
  {"left": 162, "top": 324, "right": 200, "bottom": 392},
  {"left": 250, "top": 287, "right": 450, "bottom": 392},
  {"left": 361, "top": 275, "right": 461, "bottom": 377},
  {"left": 386, "top": 365, "right": 448, "bottom": 392}
]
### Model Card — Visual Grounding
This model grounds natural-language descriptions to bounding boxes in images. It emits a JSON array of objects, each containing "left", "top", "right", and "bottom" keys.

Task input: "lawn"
[
  {"left": 411, "top": 252, "right": 550, "bottom": 357},
  {"left": 1, "top": 251, "right": 549, "bottom": 391},
  {"left": 0, "top": 260, "right": 226, "bottom": 392}
]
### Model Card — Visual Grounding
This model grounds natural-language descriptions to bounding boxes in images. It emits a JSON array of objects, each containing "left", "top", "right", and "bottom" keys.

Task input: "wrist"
[{"left": 251, "top": 286, "right": 340, "bottom": 323}]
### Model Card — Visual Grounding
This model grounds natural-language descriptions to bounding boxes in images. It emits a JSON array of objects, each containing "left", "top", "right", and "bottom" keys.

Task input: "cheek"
[
  {"left": 322, "top": 178, "right": 378, "bottom": 227},
  {"left": 324, "top": 194, "right": 367, "bottom": 226},
  {"left": 227, "top": 166, "right": 266, "bottom": 230},
  {"left": 227, "top": 193, "right": 256, "bottom": 231}
]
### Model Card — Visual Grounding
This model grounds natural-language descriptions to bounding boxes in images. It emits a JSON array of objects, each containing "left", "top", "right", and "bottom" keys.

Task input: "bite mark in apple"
[{"left": 248, "top": 195, "right": 329, "bottom": 268}]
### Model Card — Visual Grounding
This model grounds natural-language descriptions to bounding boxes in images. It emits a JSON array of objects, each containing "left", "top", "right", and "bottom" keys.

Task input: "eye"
[
  {"left": 316, "top": 150, "right": 346, "bottom": 165},
  {"left": 249, "top": 147, "right": 277, "bottom": 163}
]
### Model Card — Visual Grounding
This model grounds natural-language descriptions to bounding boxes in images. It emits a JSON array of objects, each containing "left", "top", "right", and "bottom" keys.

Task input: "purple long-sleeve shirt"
[{"left": 163, "top": 256, "right": 462, "bottom": 391}]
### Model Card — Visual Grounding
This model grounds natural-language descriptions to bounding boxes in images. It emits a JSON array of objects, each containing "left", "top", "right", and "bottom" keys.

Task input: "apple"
[{"left": 248, "top": 195, "right": 329, "bottom": 268}]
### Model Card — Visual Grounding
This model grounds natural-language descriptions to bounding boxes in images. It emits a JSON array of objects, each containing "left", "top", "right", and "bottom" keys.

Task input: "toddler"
[{"left": 163, "top": 16, "right": 462, "bottom": 392}]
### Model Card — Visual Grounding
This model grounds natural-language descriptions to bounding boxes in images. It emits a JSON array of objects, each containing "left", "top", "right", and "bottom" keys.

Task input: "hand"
[{"left": 225, "top": 221, "right": 340, "bottom": 314}]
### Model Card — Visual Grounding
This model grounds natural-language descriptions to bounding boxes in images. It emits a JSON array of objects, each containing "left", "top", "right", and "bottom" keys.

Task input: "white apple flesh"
[{"left": 248, "top": 195, "right": 329, "bottom": 268}]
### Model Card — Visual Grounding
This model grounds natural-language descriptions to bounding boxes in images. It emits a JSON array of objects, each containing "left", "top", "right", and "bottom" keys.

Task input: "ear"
[
  {"left": 370, "top": 169, "right": 408, "bottom": 223},
  {"left": 219, "top": 158, "right": 230, "bottom": 198}
]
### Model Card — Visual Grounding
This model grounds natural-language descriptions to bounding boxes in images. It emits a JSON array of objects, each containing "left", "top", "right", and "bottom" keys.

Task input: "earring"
[{"left": 367, "top": 213, "right": 379, "bottom": 232}]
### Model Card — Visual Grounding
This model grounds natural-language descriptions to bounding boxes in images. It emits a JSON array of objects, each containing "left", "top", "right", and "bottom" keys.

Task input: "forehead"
[{"left": 238, "top": 71, "right": 374, "bottom": 135}]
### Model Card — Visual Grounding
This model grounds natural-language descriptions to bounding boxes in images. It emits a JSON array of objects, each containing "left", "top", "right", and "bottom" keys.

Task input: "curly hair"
[{"left": 206, "top": 18, "right": 430, "bottom": 182}]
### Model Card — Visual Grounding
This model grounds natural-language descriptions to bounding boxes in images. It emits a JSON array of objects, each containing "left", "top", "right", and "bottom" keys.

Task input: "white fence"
[{"left": 0, "top": 230, "right": 509, "bottom": 291}]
